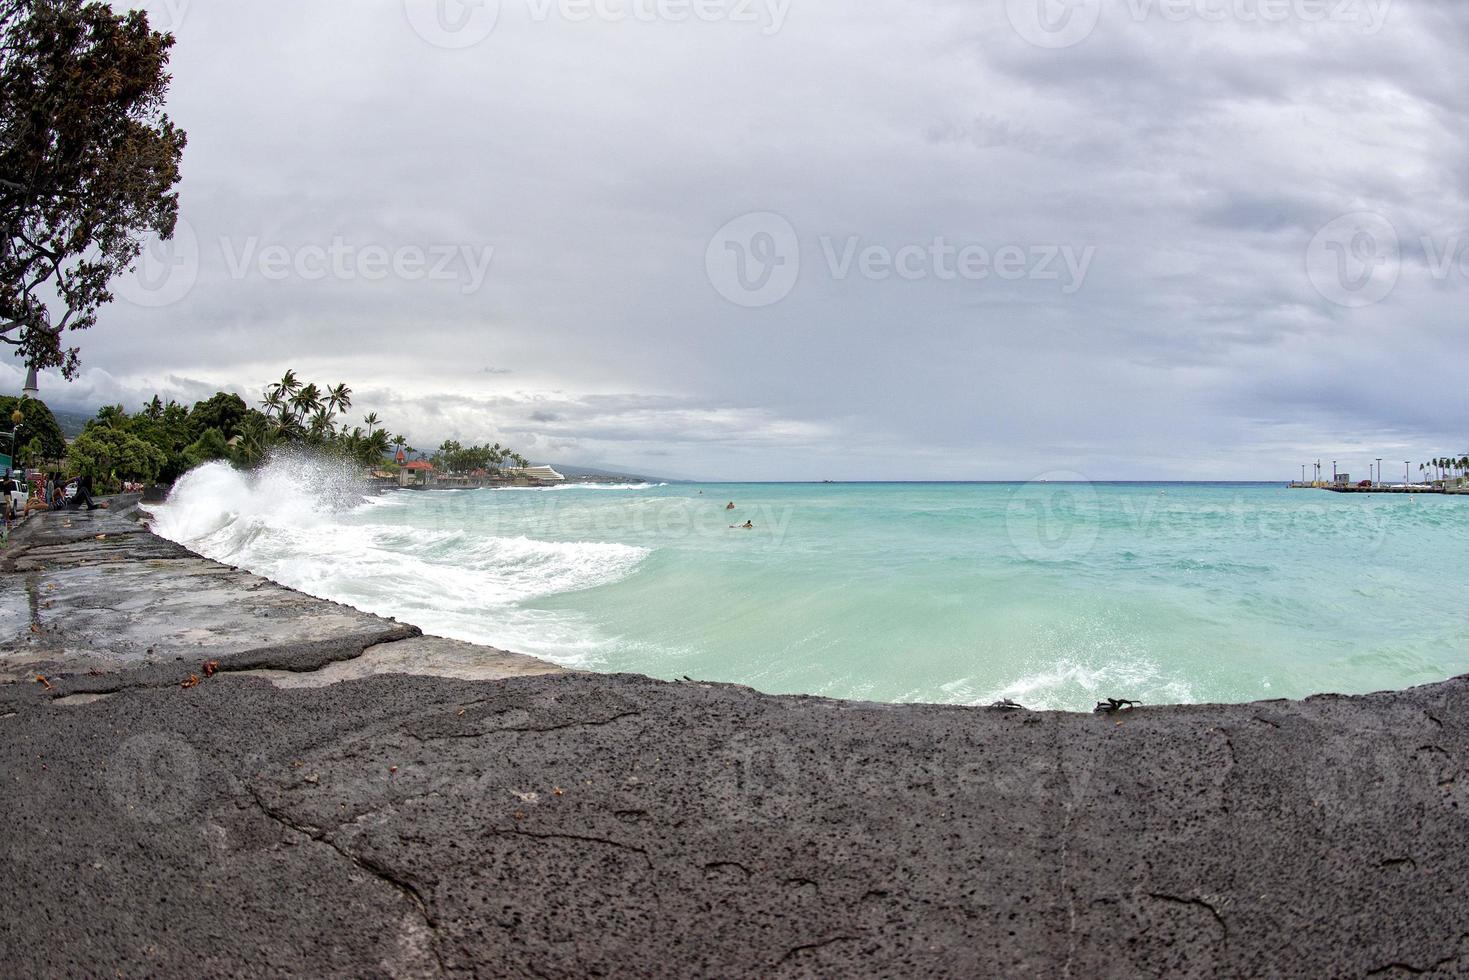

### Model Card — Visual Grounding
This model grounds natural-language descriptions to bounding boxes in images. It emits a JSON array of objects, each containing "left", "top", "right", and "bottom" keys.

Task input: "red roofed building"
[{"left": 400, "top": 459, "right": 435, "bottom": 487}]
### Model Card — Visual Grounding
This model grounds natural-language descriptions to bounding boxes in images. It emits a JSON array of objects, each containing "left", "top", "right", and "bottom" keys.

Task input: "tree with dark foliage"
[{"left": 0, "top": 0, "right": 185, "bottom": 377}]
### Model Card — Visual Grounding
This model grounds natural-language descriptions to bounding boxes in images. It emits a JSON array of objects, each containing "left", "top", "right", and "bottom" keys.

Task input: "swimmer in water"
[
  {"left": 729, "top": 519, "right": 754, "bottom": 529},
  {"left": 726, "top": 501, "right": 735, "bottom": 510}
]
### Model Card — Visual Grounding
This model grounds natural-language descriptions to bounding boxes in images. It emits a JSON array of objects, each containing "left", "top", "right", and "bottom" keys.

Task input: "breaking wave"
[{"left": 146, "top": 454, "right": 650, "bottom": 666}]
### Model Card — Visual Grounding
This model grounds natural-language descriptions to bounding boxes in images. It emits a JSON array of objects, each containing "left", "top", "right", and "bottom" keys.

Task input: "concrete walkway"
[{"left": 1, "top": 505, "right": 1465, "bottom": 977}]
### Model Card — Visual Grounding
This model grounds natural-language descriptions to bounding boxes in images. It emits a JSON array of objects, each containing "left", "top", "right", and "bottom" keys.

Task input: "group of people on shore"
[{"left": 0, "top": 470, "right": 100, "bottom": 532}]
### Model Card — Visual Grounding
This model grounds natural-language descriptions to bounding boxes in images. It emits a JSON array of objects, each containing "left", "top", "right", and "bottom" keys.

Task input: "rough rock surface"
[{"left": 1, "top": 505, "right": 1466, "bottom": 977}]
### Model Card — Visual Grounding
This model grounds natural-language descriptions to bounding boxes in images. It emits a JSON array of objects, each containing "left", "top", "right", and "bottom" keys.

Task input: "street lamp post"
[{"left": 5, "top": 409, "right": 21, "bottom": 479}]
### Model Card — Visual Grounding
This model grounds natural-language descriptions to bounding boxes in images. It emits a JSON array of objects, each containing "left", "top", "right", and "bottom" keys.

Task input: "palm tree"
[
  {"left": 326, "top": 383, "right": 352, "bottom": 417},
  {"left": 366, "top": 429, "right": 390, "bottom": 463},
  {"left": 271, "top": 411, "right": 304, "bottom": 441},
  {"left": 289, "top": 383, "right": 322, "bottom": 421},
  {"left": 308, "top": 408, "right": 334, "bottom": 441},
  {"left": 260, "top": 386, "right": 286, "bottom": 418},
  {"left": 233, "top": 414, "right": 273, "bottom": 464},
  {"left": 277, "top": 369, "right": 302, "bottom": 396},
  {"left": 363, "top": 412, "right": 381, "bottom": 436}
]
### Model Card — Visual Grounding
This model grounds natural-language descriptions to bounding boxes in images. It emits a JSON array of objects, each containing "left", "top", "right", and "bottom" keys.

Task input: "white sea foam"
[
  {"left": 495, "top": 482, "right": 668, "bottom": 492},
  {"left": 944, "top": 657, "right": 1195, "bottom": 712},
  {"left": 146, "top": 454, "right": 650, "bottom": 667}
]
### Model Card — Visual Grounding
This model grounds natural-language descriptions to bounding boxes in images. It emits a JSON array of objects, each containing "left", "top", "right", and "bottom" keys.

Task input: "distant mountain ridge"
[
  {"left": 550, "top": 463, "right": 676, "bottom": 483},
  {"left": 50, "top": 407, "right": 93, "bottom": 440}
]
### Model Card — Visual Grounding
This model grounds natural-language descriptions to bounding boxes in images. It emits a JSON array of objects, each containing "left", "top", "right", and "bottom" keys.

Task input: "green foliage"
[
  {"left": 0, "top": 395, "right": 66, "bottom": 461},
  {"left": 67, "top": 367, "right": 525, "bottom": 485},
  {"left": 431, "top": 440, "right": 527, "bottom": 475},
  {"left": 182, "top": 426, "right": 229, "bottom": 469},
  {"left": 69, "top": 394, "right": 248, "bottom": 483},
  {"left": 251, "top": 370, "right": 394, "bottom": 468},
  {"left": 188, "top": 392, "right": 249, "bottom": 440},
  {"left": 1, "top": 0, "right": 186, "bottom": 376},
  {"left": 127, "top": 396, "right": 192, "bottom": 481},
  {"left": 67, "top": 425, "right": 165, "bottom": 490}
]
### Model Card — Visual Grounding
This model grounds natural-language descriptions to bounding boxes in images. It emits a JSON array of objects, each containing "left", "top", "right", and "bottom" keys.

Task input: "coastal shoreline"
[{"left": 2, "top": 502, "right": 1467, "bottom": 976}]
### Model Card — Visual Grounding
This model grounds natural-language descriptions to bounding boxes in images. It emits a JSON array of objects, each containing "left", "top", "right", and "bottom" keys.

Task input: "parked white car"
[{"left": 5, "top": 479, "right": 28, "bottom": 516}]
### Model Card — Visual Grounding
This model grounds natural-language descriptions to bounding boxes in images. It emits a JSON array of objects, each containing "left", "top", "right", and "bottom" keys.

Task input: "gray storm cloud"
[{"left": 20, "top": 0, "right": 1466, "bottom": 479}]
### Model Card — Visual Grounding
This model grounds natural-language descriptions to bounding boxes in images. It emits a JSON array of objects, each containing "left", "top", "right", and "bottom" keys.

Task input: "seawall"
[{"left": 1, "top": 502, "right": 1465, "bottom": 976}]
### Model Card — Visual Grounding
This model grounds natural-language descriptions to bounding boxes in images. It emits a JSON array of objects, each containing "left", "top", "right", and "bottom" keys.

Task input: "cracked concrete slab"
[
  {"left": 238, "top": 635, "right": 566, "bottom": 689},
  {"left": 1, "top": 503, "right": 419, "bottom": 681}
]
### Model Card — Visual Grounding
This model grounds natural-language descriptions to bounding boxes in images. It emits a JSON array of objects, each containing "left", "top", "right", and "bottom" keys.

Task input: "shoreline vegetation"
[
  {"left": 2, "top": 501, "right": 1466, "bottom": 975},
  {"left": 3, "top": 368, "right": 589, "bottom": 503}
]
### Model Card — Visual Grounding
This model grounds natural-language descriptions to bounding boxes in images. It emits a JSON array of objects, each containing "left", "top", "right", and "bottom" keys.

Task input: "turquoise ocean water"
[{"left": 150, "top": 466, "right": 1469, "bottom": 712}]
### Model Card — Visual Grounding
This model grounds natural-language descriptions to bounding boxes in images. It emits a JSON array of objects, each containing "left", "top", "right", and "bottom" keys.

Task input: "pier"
[{"left": 1288, "top": 482, "right": 1469, "bottom": 495}]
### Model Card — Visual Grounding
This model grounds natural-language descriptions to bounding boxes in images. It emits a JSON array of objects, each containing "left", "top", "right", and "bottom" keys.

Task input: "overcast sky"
[{"left": 8, "top": 0, "right": 1467, "bottom": 480}]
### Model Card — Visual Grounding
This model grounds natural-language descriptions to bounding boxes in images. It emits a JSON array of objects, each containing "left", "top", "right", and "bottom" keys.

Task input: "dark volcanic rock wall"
[{"left": 1, "top": 505, "right": 1466, "bottom": 977}]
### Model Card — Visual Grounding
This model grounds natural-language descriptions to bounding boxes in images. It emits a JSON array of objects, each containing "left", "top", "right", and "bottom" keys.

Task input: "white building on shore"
[{"left": 510, "top": 465, "right": 566, "bottom": 483}]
